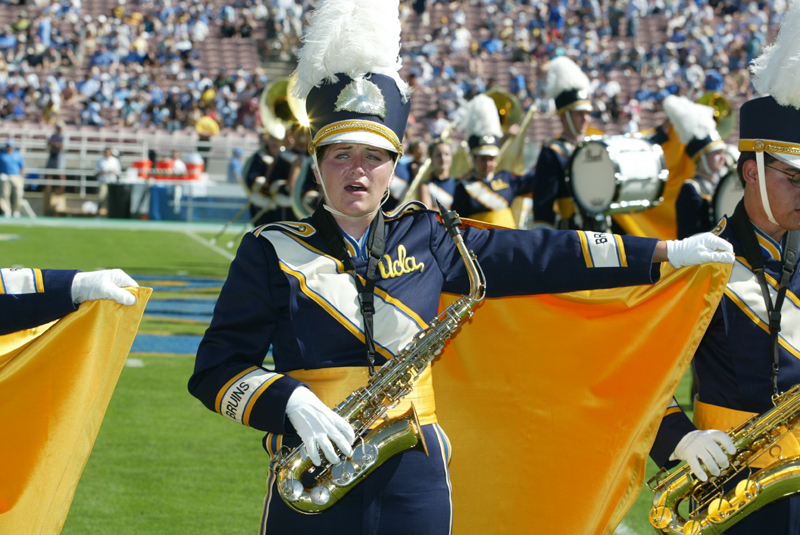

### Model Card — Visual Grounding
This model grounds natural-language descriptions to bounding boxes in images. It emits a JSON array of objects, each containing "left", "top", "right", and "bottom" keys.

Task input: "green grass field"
[{"left": 1, "top": 218, "right": 693, "bottom": 534}]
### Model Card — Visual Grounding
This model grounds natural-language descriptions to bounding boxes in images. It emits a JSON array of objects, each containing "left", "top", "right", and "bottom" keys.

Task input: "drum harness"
[
  {"left": 312, "top": 205, "right": 386, "bottom": 376},
  {"left": 729, "top": 200, "right": 800, "bottom": 396}
]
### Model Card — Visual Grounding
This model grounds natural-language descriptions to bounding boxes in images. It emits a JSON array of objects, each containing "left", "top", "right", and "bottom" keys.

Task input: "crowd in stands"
[
  {"left": 0, "top": 0, "right": 787, "bottom": 143},
  {"left": 0, "top": 0, "right": 284, "bottom": 130},
  {"left": 396, "top": 0, "right": 785, "bottom": 142}
]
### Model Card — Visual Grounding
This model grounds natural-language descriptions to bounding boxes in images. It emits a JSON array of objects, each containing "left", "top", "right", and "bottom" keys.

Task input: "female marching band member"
[
  {"left": 451, "top": 94, "right": 535, "bottom": 228},
  {"left": 419, "top": 137, "right": 457, "bottom": 210},
  {"left": 187, "top": 1, "right": 734, "bottom": 533}
]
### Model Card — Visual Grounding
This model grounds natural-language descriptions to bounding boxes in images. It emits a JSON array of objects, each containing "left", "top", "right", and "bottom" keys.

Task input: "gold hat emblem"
[{"left": 334, "top": 78, "right": 387, "bottom": 119}]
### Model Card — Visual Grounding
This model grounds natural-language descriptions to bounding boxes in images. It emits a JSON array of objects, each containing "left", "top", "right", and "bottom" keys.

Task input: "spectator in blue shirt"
[
  {"left": 37, "top": 16, "right": 52, "bottom": 48},
  {"left": 89, "top": 45, "right": 117, "bottom": 67},
  {"left": 0, "top": 27, "right": 16, "bottom": 49},
  {"left": 0, "top": 140, "right": 26, "bottom": 218},
  {"left": 227, "top": 147, "right": 243, "bottom": 184}
]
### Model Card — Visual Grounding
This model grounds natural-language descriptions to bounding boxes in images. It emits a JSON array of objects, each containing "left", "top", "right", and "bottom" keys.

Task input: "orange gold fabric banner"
[
  {"left": 432, "top": 262, "right": 730, "bottom": 534},
  {"left": 0, "top": 288, "right": 150, "bottom": 535},
  {"left": 614, "top": 126, "right": 695, "bottom": 240}
]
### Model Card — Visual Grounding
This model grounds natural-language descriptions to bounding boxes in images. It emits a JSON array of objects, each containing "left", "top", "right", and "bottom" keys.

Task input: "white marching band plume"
[
  {"left": 750, "top": 0, "right": 800, "bottom": 108},
  {"left": 545, "top": 56, "right": 591, "bottom": 100},
  {"left": 458, "top": 94, "right": 502, "bottom": 139},
  {"left": 292, "top": 0, "right": 409, "bottom": 101},
  {"left": 662, "top": 95, "right": 717, "bottom": 145}
]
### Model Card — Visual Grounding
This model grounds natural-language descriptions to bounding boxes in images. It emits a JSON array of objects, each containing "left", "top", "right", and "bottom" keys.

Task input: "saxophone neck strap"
[
  {"left": 730, "top": 200, "right": 800, "bottom": 396},
  {"left": 312, "top": 205, "right": 386, "bottom": 375}
]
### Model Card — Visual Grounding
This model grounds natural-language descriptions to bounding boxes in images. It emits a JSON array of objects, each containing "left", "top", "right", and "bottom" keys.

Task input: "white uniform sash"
[
  {"left": 463, "top": 181, "right": 508, "bottom": 212},
  {"left": 261, "top": 230, "right": 426, "bottom": 357},
  {"left": 428, "top": 182, "right": 453, "bottom": 208},
  {"left": 725, "top": 259, "right": 800, "bottom": 358}
]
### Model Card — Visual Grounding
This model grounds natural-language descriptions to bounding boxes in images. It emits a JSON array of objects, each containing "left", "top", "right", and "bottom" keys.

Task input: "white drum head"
[
  {"left": 570, "top": 141, "right": 617, "bottom": 214},
  {"left": 714, "top": 171, "right": 743, "bottom": 221}
]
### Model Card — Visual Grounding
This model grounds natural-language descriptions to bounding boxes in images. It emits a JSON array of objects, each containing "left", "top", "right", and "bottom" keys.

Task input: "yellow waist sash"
[
  {"left": 470, "top": 208, "right": 516, "bottom": 229},
  {"left": 694, "top": 399, "right": 800, "bottom": 469},
  {"left": 286, "top": 365, "right": 437, "bottom": 426}
]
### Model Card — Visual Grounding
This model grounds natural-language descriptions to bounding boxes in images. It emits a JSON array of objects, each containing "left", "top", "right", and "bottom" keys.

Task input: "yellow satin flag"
[
  {"left": 0, "top": 288, "right": 150, "bottom": 535},
  {"left": 432, "top": 262, "right": 730, "bottom": 534},
  {"left": 614, "top": 126, "right": 696, "bottom": 240}
]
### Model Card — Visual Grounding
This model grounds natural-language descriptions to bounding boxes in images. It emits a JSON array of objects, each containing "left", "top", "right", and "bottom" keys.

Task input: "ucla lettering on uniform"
[
  {"left": 490, "top": 178, "right": 510, "bottom": 191},
  {"left": 379, "top": 245, "right": 425, "bottom": 279},
  {"left": 594, "top": 234, "right": 607, "bottom": 245}
]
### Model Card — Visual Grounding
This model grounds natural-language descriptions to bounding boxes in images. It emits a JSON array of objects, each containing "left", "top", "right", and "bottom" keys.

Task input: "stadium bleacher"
[{"left": 0, "top": 0, "right": 786, "bottom": 218}]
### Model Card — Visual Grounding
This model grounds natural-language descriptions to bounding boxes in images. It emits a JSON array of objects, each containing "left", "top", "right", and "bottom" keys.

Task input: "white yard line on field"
[{"left": 184, "top": 230, "right": 236, "bottom": 261}]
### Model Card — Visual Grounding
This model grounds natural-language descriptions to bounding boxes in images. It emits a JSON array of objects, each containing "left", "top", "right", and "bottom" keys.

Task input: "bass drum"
[
  {"left": 714, "top": 170, "right": 743, "bottom": 221},
  {"left": 567, "top": 135, "right": 668, "bottom": 215}
]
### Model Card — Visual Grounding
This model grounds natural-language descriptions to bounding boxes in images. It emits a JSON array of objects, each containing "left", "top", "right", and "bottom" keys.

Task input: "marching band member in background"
[
  {"left": 532, "top": 55, "right": 593, "bottom": 230},
  {"left": 0, "top": 268, "right": 138, "bottom": 336},
  {"left": 650, "top": 5, "right": 800, "bottom": 531},
  {"left": 419, "top": 136, "right": 457, "bottom": 210},
  {"left": 663, "top": 95, "right": 728, "bottom": 239},
  {"left": 450, "top": 94, "right": 535, "bottom": 227},
  {"left": 246, "top": 128, "right": 296, "bottom": 224},
  {"left": 187, "top": 1, "right": 735, "bottom": 533}
]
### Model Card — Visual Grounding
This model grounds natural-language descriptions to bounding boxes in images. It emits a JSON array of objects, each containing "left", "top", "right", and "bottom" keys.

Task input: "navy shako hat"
[
  {"left": 685, "top": 131, "right": 725, "bottom": 162},
  {"left": 738, "top": 96, "right": 800, "bottom": 168},
  {"left": 291, "top": 0, "right": 410, "bottom": 157},
  {"left": 467, "top": 134, "right": 501, "bottom": 156},
  {"left": 305, "top": 73, "right": 410, "bottom": 155},
  {"left": 545, "top": 57, "right": 593, "bottom": 114},
  {"left": 554, "top": 88, "right": 592, "bottom": 114}
]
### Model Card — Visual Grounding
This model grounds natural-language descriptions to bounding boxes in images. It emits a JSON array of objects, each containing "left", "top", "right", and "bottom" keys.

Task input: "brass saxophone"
[
  {"left": 648, "top": 384, "right": 800, "bottom": 534},
  {"left": 272, "top": 205, "right": 487, "bottom": 514}
]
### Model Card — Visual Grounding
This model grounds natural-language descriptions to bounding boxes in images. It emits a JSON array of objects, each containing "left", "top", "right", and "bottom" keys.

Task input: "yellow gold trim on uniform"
[
  {"left": 614, "top": 235, "right": 628, "bottom": 267},
  {"left": 690, "top": 139, "right": 727, "bottom": 163},
  {"left": 723, "top": 287, "right": 800, "bottom": 359},
  {"left": 735, "top": 256, "right": 800, "bottom": 308},
  {"left": 464, "top": 181, "right": 509, "bottom": 209},
  {"left": 470, "top": 145, "right": 500, "bottom": 155},
  {"left": 739, "top": 139, "right": 800, "bottom": 155},
  {"left": 286, "top": 365, "right": 437, "bottom": 425},
  {"left": 558, "top": 100, "right": 592, "bottom": 114},
  {"left": 33, "top": 269, "right": 44, "bottom": 293},
  {"left": 253, "top": 224, "right": 269, "bottom": 238},
  {"left": 279, "top": 263, "right": 395, "bottom": 361},
  {"left": 663, "top": 406, "right": 682, "bottom": 417},
  {"left": 277, "top": 232, "right": 347, "bottom": 274},
  {"left": 578, "top": 231, "right": 593, "bottom": 268},
  {"left": 755, "top": 234, "right": 781, "bottom": 261},
  {"left": 310, "top": 120, "right": 403, "bottom": 154},
  {"left": 263, "top": 222, "right": 316, "bottom": 238},
  {"left": 215, "top": 367, "right": 259, "bottom": 414},
  {"left": 243, "top": 374, "right": 284, "bottom": 426}
]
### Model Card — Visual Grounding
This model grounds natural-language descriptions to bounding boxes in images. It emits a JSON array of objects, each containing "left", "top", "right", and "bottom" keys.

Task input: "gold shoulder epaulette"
[{"left": 385, "top": 201, "right": 428, "bottom": 221}]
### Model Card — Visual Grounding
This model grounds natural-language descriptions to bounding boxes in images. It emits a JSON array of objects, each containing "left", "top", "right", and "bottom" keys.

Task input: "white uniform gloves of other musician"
[
  {"left": 665, "top": 232, "right": 735, "bottom": 268},
  {"left": 72, "top": 269, "right": 138, "bottom": 306},
  {"left": 285, "top": 387, "right": 356, "bottom": 466},
  {"left": 670, "top": 429, "right": 737, "bottom": 482}
]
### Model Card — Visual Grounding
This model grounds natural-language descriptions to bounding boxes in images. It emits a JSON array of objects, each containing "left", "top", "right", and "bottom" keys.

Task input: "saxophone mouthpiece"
[{"left": 437, "top": 203, "right": 462, "bottom": 238}]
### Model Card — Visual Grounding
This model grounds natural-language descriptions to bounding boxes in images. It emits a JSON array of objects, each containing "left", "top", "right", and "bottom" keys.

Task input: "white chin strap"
[
  {"left": 311, "top": 151, "right": 397, "bottom": 222},
  {"left": 756, "top": 150, "right": 779, "bottom": 226},
  {"left": 564, "top": 112, "right": 579, "bottom": 140}
]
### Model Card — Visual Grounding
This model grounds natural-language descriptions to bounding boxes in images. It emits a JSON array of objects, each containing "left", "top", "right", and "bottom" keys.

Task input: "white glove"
[
  {"left": 285, "top": 387, "right": 355, "bottom": 466},
  {"left": 72, "top": 269, "right": 138, "bottom": 306},
  {"left": 665, "top": 232, "right": 735, "bottom": 268},
  {"left": 669, "top": 429, "right": 736, "bottom": 482}
]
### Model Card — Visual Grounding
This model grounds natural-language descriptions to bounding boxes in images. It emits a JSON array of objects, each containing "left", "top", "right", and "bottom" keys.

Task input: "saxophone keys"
[
  {"left": 279, "top": 477, "right": 304, "bottom": 502},
  {"left": 648, "top": 506, "right": 672, "bottom": 529},
  {"left": 309, "top": 485, "right": 331, "bottom": 506},
  {"left": 733, "top": 479, "right": 759, "bottom": 506},
  {"left": 682, "top": 520, "right": 702, "bottom": 535},
  {"left": 707, "top": 497, "right": 733, "bottom": 523},
  {"left": 331, "top": 461, "right": 357, "bottom": 487}
]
